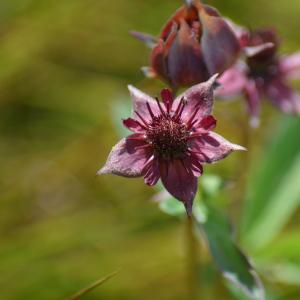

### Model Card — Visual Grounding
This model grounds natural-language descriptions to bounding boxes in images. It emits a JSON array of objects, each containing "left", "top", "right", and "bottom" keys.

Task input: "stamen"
[
  {"left": 174, "top": 97, "right": 187, "bottom": 120},
  {"left": 146, "top": 102, "right": 155, "bottom": 120},
  {"left": 155, "top": 97, "right": 167, "bottom": 117},
  {"left": 143, "top": 155, "right": 155, "bottom": 170},
  {"left": 188, "top": 149, "right": 210, "bottom": 162},
  {"left": 161, "top": 88, "right": 173, "bottom": 114},
  {"left": 187, "top": 149, "right": 196, "bottom": 155},
  {"left": 187, "top": 149, "right": 201, "bottom": 157},
  {"left": 127, "top": 134, "right": 146, "bottom": 141},
  {"left": 189, "top": 119, "right": 199, "bottom": 129},
  {"left": 134, "top": 110, "right": 149, "bottom": 127},
  {"left": 187, "top": 132, "right": 203, "bottom": 139},
  {"left": 173, "top": 97, "right": 184, "bottom": 117},
  {"left": 145, "top": 98, "right": 190, "bottom": 160},
  {"left": 186, "top": 106, "right": 200, "bottom": 128},
  {"left": 174, "top": 99, "right": 186, "bottom": 121},
  {"left": 135, "top": 143, "right": 152, "bottom": 150},
  {"left": 134, "top": 119, "right": 148, "bottom": 130}
]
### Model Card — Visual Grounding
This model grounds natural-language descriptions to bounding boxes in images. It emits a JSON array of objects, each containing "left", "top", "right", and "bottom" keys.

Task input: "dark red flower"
[
  {"left": 217, "top": 28, "right": 300, "bottom": 126},
  {"left": 131, "top": 0, "right": 240, "bottom": 88},
  {"left": 98, "top": 75, "right": 245, "bottom": 215}
]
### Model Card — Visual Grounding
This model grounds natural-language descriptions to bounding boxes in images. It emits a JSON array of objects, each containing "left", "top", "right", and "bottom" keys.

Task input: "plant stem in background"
[
  {"left": 66, "top": 270, "right": 119, "bottom": 300},
  {"left": 231, "top": 113, "right": 253, "bottom": 222},
  {"left": 186, "top": 217, "right": 200, "bottom": 299},
  {"left": 239, "top": 116, "right": 253, "bottom": 209}
]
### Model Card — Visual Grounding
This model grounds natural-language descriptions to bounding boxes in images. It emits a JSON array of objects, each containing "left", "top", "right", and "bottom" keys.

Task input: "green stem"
[
  {"left": 186, "top": 216, "right": 200, "bottom": 299},
  {"left": 66, "top": 270, "right": 119, "bottom": 300},
  {"left": 231, "top": 114, "right": 253, "bottom": 222}
]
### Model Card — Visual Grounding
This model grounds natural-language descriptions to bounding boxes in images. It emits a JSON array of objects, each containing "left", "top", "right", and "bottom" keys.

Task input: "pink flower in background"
[
  {"left": 131, "top": 0, "right": 240, "bottom": 88},
  {"left": 98, "top": 75, "right": 245, "bottom": 215},
  {"left": 217, "top": 28, "right": 300, "bottom": 127}
]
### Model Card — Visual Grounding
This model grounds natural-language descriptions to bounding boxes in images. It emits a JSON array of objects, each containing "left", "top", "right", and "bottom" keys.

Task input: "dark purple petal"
[
  {"left": 97, "top": 138, "right": 152, "bottom": 177},
  {"left": 197, "top": 115, "right": 217, "bottom": 131},
  {"left": 143, "top": 157, "right": 160, "bottom": 186},
  {"left": 280, "top": 52, "right": 300, "bottom": 79},
  {"left": 199, "top": 4, "right": 240, "bottom": 75},
  {"left": 189, "top": 132, "right": 246, "bottom": 163},
  {"left": 225, "top": 18, "right": 249, "bottom": 47},
  {"left": 159, "top": 6, "right": 186, "bottom": 41},
  {"left": 151, "top": 39, "right": 169, "bottom": 81},
  {"left": 189, "top": 156, "right": 203, "bottom": 177},
  {"left": 128, "top": 85, "right": 160, "bottom": 122},
  {"left": 167, "top": 18, "right": 209, "bottom": 87},
  {"left": 244, "top": 80, "right": 261, "bottom": 127},
  {"left": 151, "top": 24, "right": 178, "bottom": 83},
  {"left": 216, "top": 63, "right": 247, "bottom": 98},
  {"left": 164, "top": 22, "right": 178, "bottom": 52},
  {"left": 265, "top": 79, "right": 300, "bottom": 115},
  {"left": 174, "top": 74, "right": 218, "bottom": 122},
  {"left": 123, "top": 118, "right": 146, "bottom": 133},
  {"left": 160, "top": 158, "right": 198, "bottom": 216}
]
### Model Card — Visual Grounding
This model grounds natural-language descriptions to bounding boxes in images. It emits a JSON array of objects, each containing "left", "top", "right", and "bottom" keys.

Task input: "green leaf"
[
  {"left": 260, "top": 262, "right": 300, "bottom": 286},
  {"left": 158, "top": 196, "right": 186, "bottom": 217},
  {"left": 226, "top": 282, "right": 278, "bottom": 300},
  {"left": 241, "top": 117, "right": 300, "bottom": 251},
  {"left": 253, "top": 230, "right": 300, "bottom": 286},
  {"left": 194, "top": 202, "right": 265, "bottom": 300},
  {"left": 201, "top": 174, "right": 223, "bottom": 198},
  {"left": 257, "top": 230, "right": 300, "bottom": 261}
]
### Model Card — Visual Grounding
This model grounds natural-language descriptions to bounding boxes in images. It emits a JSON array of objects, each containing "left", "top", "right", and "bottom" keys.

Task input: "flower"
[
  {"left": 98, "top": 75, "right": 245, "bottom": 215},
  {"left": 216, "top": 28, "right": 300, "bottom": 127},
  {"left": 131, "top": 0, "right": 240, "bottom": 88}
]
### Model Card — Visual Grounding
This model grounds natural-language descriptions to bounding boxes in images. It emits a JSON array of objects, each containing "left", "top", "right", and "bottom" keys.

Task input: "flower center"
[
  {"left": 146, "top": 114, "right": 189, "bottom": 160},
  {"left": 247, "top": 57, "right": 280, "bottom": 84}
]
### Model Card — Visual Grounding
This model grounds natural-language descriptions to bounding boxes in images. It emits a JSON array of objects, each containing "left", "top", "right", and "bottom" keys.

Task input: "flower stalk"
[{"left": 186, "top": 216, "right": 201, "bottom": 299}]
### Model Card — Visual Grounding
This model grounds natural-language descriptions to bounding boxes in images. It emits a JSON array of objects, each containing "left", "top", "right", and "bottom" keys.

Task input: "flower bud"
[{"left": 133, "top": 0, "right": 240, "bottom": 88}]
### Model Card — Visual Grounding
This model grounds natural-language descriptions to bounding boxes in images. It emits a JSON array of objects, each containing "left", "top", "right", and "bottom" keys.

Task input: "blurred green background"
[{"left": 1, "top": 0, "right": 300, "bottom": 299}]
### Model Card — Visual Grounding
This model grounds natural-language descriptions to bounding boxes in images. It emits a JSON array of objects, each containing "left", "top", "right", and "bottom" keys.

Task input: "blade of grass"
[{"left": 66, "top": 270, "right": 119, "bottom": 300}]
